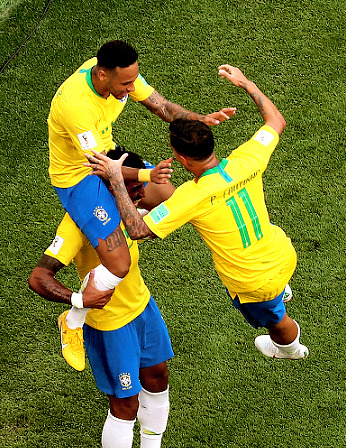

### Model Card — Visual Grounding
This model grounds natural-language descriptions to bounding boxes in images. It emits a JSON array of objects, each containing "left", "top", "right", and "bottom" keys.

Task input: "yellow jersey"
[
  {"left": 48, "top": 57, "right": 154, "bottom": 188},
  {"left": 45, "top": 213, "right": 151, "bottom": 331},
  {"left": 144, "top": 125, "right": 296, "bottom": 300}
]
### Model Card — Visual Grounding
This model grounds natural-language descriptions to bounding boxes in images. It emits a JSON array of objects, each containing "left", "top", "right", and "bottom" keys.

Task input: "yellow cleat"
[{"left": 57, "top": 311, "right": 85, "bottom": 371}]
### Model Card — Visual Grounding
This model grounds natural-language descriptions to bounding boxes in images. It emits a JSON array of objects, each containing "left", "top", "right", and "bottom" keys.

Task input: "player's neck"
[
  {"left": 193, "top": 155, "right": 220, "bottom": 179},
  {"left": 91, "top": 66, "right": 110, "bottom": 98}
]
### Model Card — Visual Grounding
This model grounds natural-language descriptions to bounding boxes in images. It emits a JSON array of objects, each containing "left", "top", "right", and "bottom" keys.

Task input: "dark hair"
[
  {"left": 102, "top": 147, "right": 145, "bottom": 189},
  {"left": 107, "top": 146, "right": 145, "bottom": 169},
  {"left": 97, "top": 40, "right": 138, "bottom": 70},
  {"left": 169, "top": 119, "right": 214, "bottom": 160}
]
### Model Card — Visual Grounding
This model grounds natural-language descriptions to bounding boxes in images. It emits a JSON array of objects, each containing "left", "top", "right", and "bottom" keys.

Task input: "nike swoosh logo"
[{"left": 61, "top": 330, "right": 68, "bottom": 350}]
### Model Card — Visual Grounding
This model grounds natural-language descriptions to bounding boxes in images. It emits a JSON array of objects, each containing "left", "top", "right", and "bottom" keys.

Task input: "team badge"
[
  {"left": 119, "top": 373, "right": 132, "bottom": 390},
  {"left": 93, "top": 206, "right": 111, "bottom": 225}
]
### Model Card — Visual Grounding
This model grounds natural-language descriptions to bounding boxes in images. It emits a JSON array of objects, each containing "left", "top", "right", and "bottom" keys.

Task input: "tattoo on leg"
[{"left": 104, "top": 227, "right": 126, "bottom": 252}]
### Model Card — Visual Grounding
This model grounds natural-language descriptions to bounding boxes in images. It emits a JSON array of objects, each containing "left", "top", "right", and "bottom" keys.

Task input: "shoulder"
[{"left": 130, "top": 74, "right": 155, "bottom": 101}]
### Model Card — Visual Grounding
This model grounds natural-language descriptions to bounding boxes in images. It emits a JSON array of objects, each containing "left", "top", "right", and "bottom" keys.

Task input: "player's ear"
[
  {"left": 177, "top": 153, "right": 188, "bottom": 165},
  {"left": 98, "top": 68, "right": 108, "bottom": 81}
]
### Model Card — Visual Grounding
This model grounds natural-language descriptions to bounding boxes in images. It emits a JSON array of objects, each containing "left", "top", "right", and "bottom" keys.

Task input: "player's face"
[
  {"left": 126, "top": 181, "right": 146, "bottom": 205},
  {"left": 106, "top": 62, "right": 139, "bottom": 99}
]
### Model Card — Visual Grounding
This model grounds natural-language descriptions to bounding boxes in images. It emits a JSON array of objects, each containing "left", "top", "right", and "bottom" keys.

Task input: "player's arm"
[
  {"left": 218, "top": 65, "right": 286, "bottom": 135},
  {"left": 28, "top": 255, "right": 112, "bottom": 309},
  {"left": 122, "top": 157, "right": 173, "bottom": 185},
  {"left": 140, "top": 90, "right": 236, "bottom": 126},
  {"left": 29, "top": 255, "right": 72, "bottom": 305},
  {"left": 84, "top": 152, "right": 157, "bottom": 240}
]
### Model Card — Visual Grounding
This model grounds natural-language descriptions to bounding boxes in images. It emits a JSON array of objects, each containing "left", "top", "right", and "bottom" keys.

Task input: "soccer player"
[
  {"left": 29, "top": 149, "right": 174, "bottom": 448},
  {"left": 48, "top": 39, "right": 236, "bottom": 316},
  {"left": 84, "top": 65, "right": 309, "bottom": 360}
]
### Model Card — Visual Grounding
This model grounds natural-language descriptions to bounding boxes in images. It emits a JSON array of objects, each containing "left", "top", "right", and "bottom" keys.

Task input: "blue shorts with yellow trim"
[
  {"left": 54, "top": 175, "right": 121, "bottom": 248},
  {"left": 84, "top": 297, "right": 174, "bottom": 398},
  {"left": 227, "top": 289, "right": 286, "bottom": 329}
]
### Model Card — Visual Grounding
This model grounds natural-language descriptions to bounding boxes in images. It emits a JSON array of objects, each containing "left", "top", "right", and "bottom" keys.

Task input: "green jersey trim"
[
  {"left": 82, "top": 67, "right": 104, "bottom": 98},
  {"left": 200, "top": 159, "right": 233, "bottom": 183}
]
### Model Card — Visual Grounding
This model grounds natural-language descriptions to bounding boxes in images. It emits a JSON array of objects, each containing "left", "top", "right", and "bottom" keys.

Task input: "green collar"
[
  {"left": 199, "top": 159, "right": 233, "bottom": 183},
  {"left": 83, "top": 67, "right": 104, "bottom": 98}
]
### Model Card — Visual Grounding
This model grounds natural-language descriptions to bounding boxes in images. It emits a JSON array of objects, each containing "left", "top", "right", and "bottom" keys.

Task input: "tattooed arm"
[
  {"left": 140, "top": 90, "right": 236, "bottom": 126},
  {"left": 29, "top": 255, "right": 72, "bottom": 304},
  {"left": 29, "top": 254, "right": 113, "bottom": 309},
  {"left": 218, "top": 65, "right": 286, "bottom": 135},
  {"left": 84, "top": 152, "right": 157, "bottom": 240}
]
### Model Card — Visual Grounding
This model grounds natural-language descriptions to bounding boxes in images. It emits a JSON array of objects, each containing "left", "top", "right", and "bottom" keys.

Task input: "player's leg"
[
  {"left": 229, "top": 291, "right": 308, "bottom": 359},
  {"left": 138, "top": 363, "right": 170, "bottom": 448},
  {"left": 137, "top": 298, "right": 174, "bottom": 448},
  {"left": 102, "top": 395, "right": 139, "bottom": 448},
  {"left": 58, "top": 231, "right": 130, "bottom": 371},
  {"left": 84, "top": 320, "right": 146, "bottom": 447},
  {"left": 256, "top": 312, "right": 309, "bottom": 359},
  {"left": 55, "top": 177, "right": 131, "bottom": 369},
  {"left": 55, "top": 174, "right": 131, "bottom": 282}
]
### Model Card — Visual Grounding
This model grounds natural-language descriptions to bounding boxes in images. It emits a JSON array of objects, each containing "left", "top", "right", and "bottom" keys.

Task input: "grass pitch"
[{"left": 0, "top": 0, "right": 345, "bottom": 447}]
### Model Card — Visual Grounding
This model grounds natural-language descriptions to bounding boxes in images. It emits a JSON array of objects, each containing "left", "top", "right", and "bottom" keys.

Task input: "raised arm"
[
  {"left": 140, "top": 90, "right": 236, "bottom": 126},
  {"left": 218, "top": 65, "right": 286, "bottom": 135}
]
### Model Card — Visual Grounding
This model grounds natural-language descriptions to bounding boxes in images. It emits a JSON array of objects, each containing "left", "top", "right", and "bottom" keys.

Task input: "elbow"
[
  {"left": 267, "top": 113, "right": 286, "bottom": 136},
  {"left": 28, "top": 273, "right": 37, "bottom": 293},
  {"left": 276, "top": 111, "right": 287, "bottom": 135},
  {"left": 28, "top": 268, "right": 43, "bottom": 294}
]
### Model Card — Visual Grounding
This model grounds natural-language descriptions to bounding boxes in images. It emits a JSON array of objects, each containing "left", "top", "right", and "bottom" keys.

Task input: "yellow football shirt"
[
  {"left": 48, "top": 57, "right": 155, "bottom": 188},
  {"left": 144, "top": 125, "right": 297, "bottom": 301},
  {"left": 45, "top": 213, "right": 150, "bottom": 330}
]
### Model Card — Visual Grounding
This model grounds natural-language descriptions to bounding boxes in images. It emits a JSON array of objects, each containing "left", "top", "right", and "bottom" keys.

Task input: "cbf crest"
[
  {"left": 93, "top": 206, "right": 111, "bottom": 225},
  {"left": 119, "top": 373, "right": 132, "bottom": 390}
]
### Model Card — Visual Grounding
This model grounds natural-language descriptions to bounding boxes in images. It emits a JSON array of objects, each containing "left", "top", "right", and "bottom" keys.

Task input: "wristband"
[
  {"left": 138, "top": 169, "right": 152, "bottom": 183},
  {"left": 71, "top": 292, "right": 84, "bottom": 309}
]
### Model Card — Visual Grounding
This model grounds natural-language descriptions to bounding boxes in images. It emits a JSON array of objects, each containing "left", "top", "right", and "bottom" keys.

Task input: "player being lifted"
[
  {"left": 48, "top": 40, "right": 235, "bottom": 354},
  {"left": 85, "top": 64, "right": 309, "bottom": 360}
]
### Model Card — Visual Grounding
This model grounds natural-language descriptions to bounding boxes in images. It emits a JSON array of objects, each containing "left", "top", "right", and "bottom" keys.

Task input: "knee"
[
  {"left": 140, "top": 362, "right": 169, "bottom": 392},
  {"left": 109, "top": 395, "right": 139, "bottom": 421}
]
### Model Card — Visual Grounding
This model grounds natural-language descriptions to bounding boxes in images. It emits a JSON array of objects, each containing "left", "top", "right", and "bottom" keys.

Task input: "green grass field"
[{"left": 1, "top": 0, "right": 345, "bottom": 446}]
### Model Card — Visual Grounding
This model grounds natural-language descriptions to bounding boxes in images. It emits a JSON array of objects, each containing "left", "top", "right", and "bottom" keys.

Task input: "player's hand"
[
  {"left": 218, "top": 65, "right": 249, "bottom": 88},
  {"left": 150, "top": 157, "right": 173, "bottom": 184},
  {"left": 82, "top": 270, "right": 114, "bottom": 309},
  {"left": 202, "top": 107, "right": 237, "bottom": 126},
  {"left": 84, "top": 150, "right": 128, "bottom": 181}
]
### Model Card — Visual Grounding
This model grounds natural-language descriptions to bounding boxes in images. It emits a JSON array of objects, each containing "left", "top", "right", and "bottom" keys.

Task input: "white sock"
[
  {"left": 66, "top": 264, "right": 124, "bottom": 329},
  {"left": 102, "top": 410, "right": 135, "bottom": 448},
  {"left": 65, "top": 306, "right": 89, "bottom": 329},
  {"left": 138, "top": 388, "right": 170, "bottom": 448}
]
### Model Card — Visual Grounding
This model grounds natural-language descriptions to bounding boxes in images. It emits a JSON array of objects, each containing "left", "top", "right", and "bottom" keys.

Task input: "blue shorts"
[
  {"left": 84, "top": 297, "right": 174, "bottom": 398},
  {"left": 54, "top": 175, "right": 121, "bottom": 248},
  {"left": 228, "top": 289, "right": 286, "bottom": 329}
]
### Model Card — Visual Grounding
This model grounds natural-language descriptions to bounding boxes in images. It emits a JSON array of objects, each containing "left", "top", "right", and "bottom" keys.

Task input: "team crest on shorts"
[
  {"left": 93, "top": 206, "right": 111, "bottom": 225},
  {"left": 119, "top": 373, "right": 132, "bottom": 390}
]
